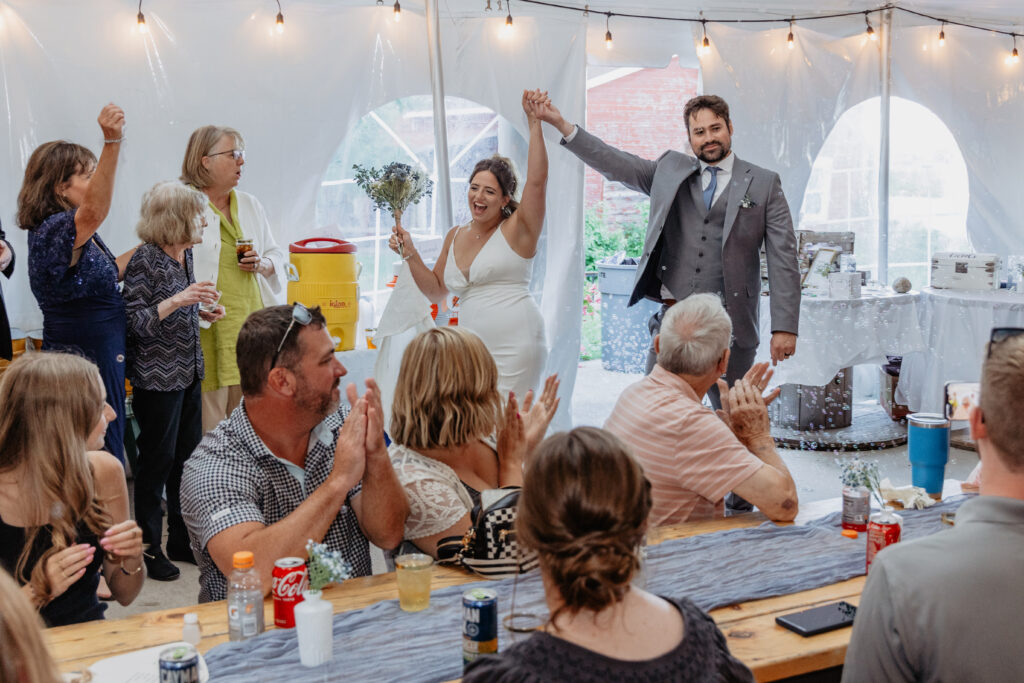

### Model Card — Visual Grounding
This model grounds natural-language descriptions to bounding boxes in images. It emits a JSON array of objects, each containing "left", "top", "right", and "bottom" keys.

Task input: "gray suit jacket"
[{"left": 564, "top": 126, "right": 800, "bottom": 348}]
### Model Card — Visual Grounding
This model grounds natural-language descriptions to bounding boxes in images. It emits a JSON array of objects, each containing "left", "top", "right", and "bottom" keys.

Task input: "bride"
[{"left": 388, "top": 89, "right": 549, "bottom": 398}]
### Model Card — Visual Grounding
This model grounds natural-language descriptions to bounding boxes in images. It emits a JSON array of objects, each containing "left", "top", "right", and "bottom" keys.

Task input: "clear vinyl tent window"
[
  {"left": 798, "top": 96, "right": 970, "bottom": 288},
  {"left": 315, "top": 96, "right": 526, "bottom": 319}
]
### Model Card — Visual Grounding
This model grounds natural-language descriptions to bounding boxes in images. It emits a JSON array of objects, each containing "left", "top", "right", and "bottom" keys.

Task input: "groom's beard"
[{"left": 696, "top": 140, "right": 731, "bottom": 164}]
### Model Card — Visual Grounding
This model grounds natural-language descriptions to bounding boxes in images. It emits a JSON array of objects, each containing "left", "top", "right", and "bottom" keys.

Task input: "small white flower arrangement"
[
  {"left": 305, "top": 540, "right": 352, "bottom": 592},
  {"left": 838, "top": 458, "right": 885, "bottom": 508}
]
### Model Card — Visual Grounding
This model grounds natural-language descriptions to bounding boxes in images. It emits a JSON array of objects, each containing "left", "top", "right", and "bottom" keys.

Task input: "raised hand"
[
  {"left": 362, "top": 378, "right": 388, "bottom": 462},
  {"left": 98, "top": 103, "right": 125, "bottom": 141},
  {"left": 521, "top": 374, "right": 560, "bottom": 453},
  {"left": 42, "top": 544, "right": 97, "bottom": 602},
  {"left": 100, "top": 520, "right": 144, "bottom": 561},
  {"left": 726, "top": 379, "right": 773, "bottom": 445},
  {"left": 387, "top": 218, "right": 416, "bottom": 259},
  {"left": 331, "top": 384, "right": 368, "bottom": 489},
  {"left": 496, "top": 392, "right": 527, "bottom": 481},
  {"left": 742, "top": 362, "right": 781, "bottom": 406}
]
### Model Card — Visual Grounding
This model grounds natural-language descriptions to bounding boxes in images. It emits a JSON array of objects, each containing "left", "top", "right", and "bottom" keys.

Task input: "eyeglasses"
[
  {"left": 988, "top": 327, "right": 1024, "bottom": 358},
  {"left": 207, "top": 149, "right": 246, "bottom": 162},
  {"left": 272, "top": 303, "right": 313, "bottom": 367}
]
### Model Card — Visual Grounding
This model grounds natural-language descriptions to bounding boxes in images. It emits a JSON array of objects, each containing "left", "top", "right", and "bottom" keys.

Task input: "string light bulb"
[
  {"left": 504, "top": 1, "right": 513, "bottom": 34},
  {"left": 393, "top": 1, "right": 401, "bottom": 22},
  {"left": 605, "top": 13, "right": 613, "bottom": 50},
  {"left": 136, "top": 0, "right": 147, "bottom": 33},
  {"left": 864, "top": 13, "right": 876, "bottom": 42},
  {"left": 938, "top": 22, "right": 945, "bottom": 47},
  {"left": 787, "top": 19, "right": 795, "bottom": 50},
  {"left": 484, "top": 0, "right": 492, "bottom": 12},
  {"left": 275, "top": 0, "right": 284, "bottom": 34},
  {"left": 1009, "top": 36, "right": 1020, "bottom": 65},
  {"left": 699, "top": 20, "right": 710, "bottom": 57}
]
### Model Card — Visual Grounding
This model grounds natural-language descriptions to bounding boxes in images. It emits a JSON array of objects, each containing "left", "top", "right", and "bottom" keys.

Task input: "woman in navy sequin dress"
[{"left": 16, "top": 104, "right": 136, "bottom": 463}]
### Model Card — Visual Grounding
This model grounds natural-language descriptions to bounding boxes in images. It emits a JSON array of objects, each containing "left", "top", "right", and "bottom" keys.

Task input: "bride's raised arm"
[{"left": 508, "top": 89, "right": 548, "bottom": 255}]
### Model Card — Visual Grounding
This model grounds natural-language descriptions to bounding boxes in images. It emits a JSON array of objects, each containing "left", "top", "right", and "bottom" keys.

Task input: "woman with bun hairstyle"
[
  {"left": 464, "top": 427, "right": 753, "bottom": 682},
  {"left": 389, "top": 90, "right": 549, "bottom": 398}
]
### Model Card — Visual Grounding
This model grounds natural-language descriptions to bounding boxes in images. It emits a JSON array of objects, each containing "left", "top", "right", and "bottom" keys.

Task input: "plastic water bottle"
[
  {"left": 182, "top": 612, "right": 201, "bottom": 646},
  {"left": 227, "top": 551, "right": 264, "bottom": 642}
]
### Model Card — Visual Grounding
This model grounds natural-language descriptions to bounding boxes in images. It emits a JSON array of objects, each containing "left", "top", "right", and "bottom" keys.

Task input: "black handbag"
[{"left": 437, "top": 487, "right": 538, "bottom": 579}]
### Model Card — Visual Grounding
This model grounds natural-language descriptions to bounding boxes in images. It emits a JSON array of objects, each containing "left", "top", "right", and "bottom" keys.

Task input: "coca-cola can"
[
  {"left": 273, "top": 557, "right": 308, "bottom": 628},
  {"left": 865, "top": 508, "right": 903, "bottom": 573}
]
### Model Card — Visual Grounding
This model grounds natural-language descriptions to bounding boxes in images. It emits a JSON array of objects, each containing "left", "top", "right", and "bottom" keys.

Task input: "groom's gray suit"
[{"left": 563, "top": 126, "right": 801, "bottom": 385}]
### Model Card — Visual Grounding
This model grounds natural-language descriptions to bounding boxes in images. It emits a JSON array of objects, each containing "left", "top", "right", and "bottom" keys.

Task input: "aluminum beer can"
[
  {"left": 462, "top": 587, "right": 498, "bottom": 667},
  {"left": 272, "top": 557, "right": 308, "bottom": 628},
  {"left": 159, "top": 644, "right": 200, "bottom": 683},
  {"left": 841, "top": 486, "right": 870, "bottom": 532},
  {"left": 866, "top": 508, "right": 903, "bottom": 573}
]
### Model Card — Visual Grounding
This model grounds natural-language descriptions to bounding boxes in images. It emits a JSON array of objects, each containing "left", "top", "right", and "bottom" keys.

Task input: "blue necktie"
[{"left": 703, "top": 166, "right": 720, "bottom": 211}]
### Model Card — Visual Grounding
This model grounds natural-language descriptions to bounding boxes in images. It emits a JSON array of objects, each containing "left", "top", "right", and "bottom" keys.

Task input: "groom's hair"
[{"left": 683, "top": 95, "right": 731, "bottom": 129}]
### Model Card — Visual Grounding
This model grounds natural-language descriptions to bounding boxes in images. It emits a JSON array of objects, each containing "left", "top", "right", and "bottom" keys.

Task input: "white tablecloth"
[
  {"left": 897, "top": 287, "right": 1024, "bottom": 413},
  {"left": 755, "top": 289, "right": 926, "bottom": 387}
]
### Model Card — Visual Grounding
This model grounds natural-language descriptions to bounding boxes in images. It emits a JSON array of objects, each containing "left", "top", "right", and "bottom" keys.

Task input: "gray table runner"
[{"left": 205, "top": 498, "right": 965, "bottom": 682}]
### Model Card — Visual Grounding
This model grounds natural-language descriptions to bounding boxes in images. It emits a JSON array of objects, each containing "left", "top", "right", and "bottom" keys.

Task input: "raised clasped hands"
[
  {"left": 521, "top": 374, "right": 560, "bottom": 453},
  {"left": 521, "top": 88, "right": 550, "bottom": 125},
  {"left": 715, "top": 362, "right": 779, "bottom": 444},
  {"left": 496, "top": 392, "right": 528, "bottom": 474}
]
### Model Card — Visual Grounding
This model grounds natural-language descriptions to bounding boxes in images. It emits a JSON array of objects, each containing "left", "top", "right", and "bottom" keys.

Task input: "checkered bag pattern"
[{"left": 438, "top": 488, "right": 538, "bottom": 580}]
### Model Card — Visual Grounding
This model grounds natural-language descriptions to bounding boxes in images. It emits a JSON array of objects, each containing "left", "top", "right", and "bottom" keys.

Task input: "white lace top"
[{"left": 389, "top": 444, "right": 475, "bottom": 541}]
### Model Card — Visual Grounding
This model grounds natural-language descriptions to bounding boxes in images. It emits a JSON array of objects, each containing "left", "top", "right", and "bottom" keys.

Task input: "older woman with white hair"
[{"left": 122, "top": 181, "right": 223, "bottom": 581}]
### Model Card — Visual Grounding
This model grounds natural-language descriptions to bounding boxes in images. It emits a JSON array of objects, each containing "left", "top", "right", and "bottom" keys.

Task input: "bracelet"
[
  {"left": 119, "top": 558, "right": 143, "bottom": 576},
  {"left": 104, "top": 137, "right": 124, "bottom": 144}
]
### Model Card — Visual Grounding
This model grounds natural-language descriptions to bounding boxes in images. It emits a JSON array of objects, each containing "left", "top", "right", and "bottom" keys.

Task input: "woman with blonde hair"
[
  {"left": 0, "top": 353, "right": 144, "bottom": 627},
  {"left": 464, "top": 427, "right": 753, "bottom": 682},
  {"left": 181, "top": 126, "right": 285, "bottom": 432},
  {"left": 0, "top": 568, "right": 62, "bottom": 683},
  {"left": 123, "top": 181, "right": 223, "bottom": 580},
  {"left": 388, "top": 327, "right": 558, "bottom": 560}
]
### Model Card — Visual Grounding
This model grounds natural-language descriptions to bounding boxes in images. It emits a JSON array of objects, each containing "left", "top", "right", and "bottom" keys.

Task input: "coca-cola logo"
[{"left": 273, "top": 571, "right": 308, "bottom": 598}]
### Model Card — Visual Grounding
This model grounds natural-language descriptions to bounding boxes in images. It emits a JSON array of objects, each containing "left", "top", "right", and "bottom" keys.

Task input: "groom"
[{"left": 536, "top": 94, "right": 800, "bottom": 407}]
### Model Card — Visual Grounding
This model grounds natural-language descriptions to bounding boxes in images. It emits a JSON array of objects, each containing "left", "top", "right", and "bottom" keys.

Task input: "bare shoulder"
[{"left": 88, "top": 451, "right": 127, "bottom": 491}]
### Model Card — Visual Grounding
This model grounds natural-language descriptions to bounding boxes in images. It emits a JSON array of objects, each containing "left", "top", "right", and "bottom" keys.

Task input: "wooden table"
[{"left": 45, "top": 494, "right": 953, "bottom": 681}]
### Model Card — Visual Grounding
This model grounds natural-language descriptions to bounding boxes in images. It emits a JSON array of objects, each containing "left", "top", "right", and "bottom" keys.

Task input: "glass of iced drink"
[{"left": 395, "top": 553, "right": 433, "bottom": 612}]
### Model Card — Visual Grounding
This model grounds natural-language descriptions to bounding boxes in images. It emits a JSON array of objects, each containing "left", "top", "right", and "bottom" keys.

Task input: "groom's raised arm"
[{"left": 534, "top": 95, "right": 657, "bottom": 197}]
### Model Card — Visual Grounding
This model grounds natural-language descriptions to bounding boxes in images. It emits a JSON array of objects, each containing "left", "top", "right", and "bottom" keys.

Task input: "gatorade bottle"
[{"left": 227, "top": 551, "right": 264, "bottom": 641}]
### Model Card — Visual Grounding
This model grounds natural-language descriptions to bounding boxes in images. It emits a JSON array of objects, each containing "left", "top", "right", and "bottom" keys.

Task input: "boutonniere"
[{"left": 739, "top": 195, "right": 757, "bottom": 209}]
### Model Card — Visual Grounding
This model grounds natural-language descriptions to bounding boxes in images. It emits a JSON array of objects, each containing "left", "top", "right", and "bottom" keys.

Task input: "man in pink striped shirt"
[{"left": 605, "top": 294, "right": 798, "bottom": 526}]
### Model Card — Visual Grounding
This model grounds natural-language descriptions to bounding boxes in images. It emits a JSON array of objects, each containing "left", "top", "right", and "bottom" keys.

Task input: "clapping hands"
[
  {"left": 521, "top": 374, "right": 560, "bottom": 453},
  {"left": 715, "top": 363, "right": 779, "bottom": 445},
  {"left": 332, "top": 379, "right": 388, "bottom": 490}
]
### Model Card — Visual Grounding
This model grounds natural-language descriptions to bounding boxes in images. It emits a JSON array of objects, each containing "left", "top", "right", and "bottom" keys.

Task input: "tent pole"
[
  {"left": 876, "top": 8, "right": 892, "bottom": 285},
  {"left": 425, "top": 0, "right": 454, "bottom": 232}
]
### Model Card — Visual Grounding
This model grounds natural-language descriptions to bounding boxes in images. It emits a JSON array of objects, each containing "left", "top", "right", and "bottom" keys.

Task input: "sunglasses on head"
[
  {"left": 987, "top": 327, "right": 1024, "bottom": 359},
  {"left": 272, "top": 303, "right": 313, "bottom": 368},
  {"left": 207, "top": 149, "right": 246, "bottom": 162}
]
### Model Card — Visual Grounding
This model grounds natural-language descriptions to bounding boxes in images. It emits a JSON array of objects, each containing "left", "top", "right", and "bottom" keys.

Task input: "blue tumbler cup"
[{"left": 907, "top": 413, "right": 950, "bottom": 495}]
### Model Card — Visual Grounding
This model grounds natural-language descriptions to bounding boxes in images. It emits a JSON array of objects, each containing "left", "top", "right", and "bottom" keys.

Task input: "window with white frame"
[
  {"left": 799, "top": 96, "right": 969, "bottom": 288},
  {"left": 315, "top": 95, "right": 526, "bottom": 318}
]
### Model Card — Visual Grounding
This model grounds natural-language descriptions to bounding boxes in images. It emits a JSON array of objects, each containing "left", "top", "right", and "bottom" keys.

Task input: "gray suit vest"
[{"left": 659, "top": 172, "right": 728, "bottom": 300}]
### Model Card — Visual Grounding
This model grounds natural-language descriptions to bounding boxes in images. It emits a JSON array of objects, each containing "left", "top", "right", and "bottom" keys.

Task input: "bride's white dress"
[{"left": 443, "top": 225, "right": 548, "bottom": 398}]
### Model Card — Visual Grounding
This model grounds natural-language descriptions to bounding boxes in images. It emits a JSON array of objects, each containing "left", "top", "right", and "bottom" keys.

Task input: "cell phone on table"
[
  {"left": 775, "top": 601, "right": 857, "bottom": 637},
  {"left": 944, "top": 381, "right": 980, "bottom": 421}
]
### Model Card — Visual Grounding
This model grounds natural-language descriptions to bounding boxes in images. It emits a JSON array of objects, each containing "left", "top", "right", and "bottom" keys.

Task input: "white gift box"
[
  {"left": 931, "top": 252, "right": 999, "bottom": 291},
  {"left": 828, "top": 272, "right": 862, "bottom": 299}
]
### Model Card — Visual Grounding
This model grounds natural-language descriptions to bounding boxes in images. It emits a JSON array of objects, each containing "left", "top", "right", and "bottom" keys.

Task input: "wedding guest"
[
  {"left": 0, "top": 568, "right": 62, "bottom": 683},
  {"left": 0, "top": 353, "right": 145, "bottom": 627},
  {"left": 843, "top": 329, "right": 1024, "bottom": 683},
  {"left": 181, "top": 305, "right": 407, "bottom": 602},
  {"left": 0, "top": 220, "right": 15, "bottom": 361},
  {"left": 604, "top": 294, "right": 798, "bottom": 525},
  {"left": 17, "top": 104, "right": 138, "bottom": 462},
  {"left": 464, "top": 427, "right": 754, "bottom": 682},
  {"left": 388, "top": 327, "right": 558, "bottom": 559},
  {"left": 389, "top": 91, "right": 550, "bottom": 398},
  {"left": 123, "top": 181, "right": 223, "bottom": 581},
  {"left": 181, "top": 126, "right": 286, "bottom": 432}
]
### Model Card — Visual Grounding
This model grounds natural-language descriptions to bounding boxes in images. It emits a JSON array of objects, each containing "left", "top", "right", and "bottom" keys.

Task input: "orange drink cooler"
[{"left": 286, "top": 238, "right": 359, "bottom": 351}]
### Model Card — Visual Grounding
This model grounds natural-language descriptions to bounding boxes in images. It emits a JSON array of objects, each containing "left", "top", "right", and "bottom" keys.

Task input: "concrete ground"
[{"left": 105, "top": 359, "right": 978, "bottom": 620}]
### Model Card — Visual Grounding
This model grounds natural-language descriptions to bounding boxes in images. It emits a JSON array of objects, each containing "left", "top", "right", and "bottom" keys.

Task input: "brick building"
[{"left": 584, "top": 57, "right": 699, "bottom": 229}]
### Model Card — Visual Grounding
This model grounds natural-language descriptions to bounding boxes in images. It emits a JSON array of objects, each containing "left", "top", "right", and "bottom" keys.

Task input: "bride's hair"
[{"left": 470, "top": 155, "right": 519, "bottom": 216}]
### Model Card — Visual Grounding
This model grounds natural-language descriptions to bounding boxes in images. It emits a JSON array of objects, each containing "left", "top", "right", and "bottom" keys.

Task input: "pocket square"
[{"left": 738, "top": 195, "right": 757, "bottom": 208}]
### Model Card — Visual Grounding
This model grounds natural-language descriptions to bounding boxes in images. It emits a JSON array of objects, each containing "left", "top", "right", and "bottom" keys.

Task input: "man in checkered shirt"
[{"left": 181, "top": 304, "right": 408, "bottom": 602}]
